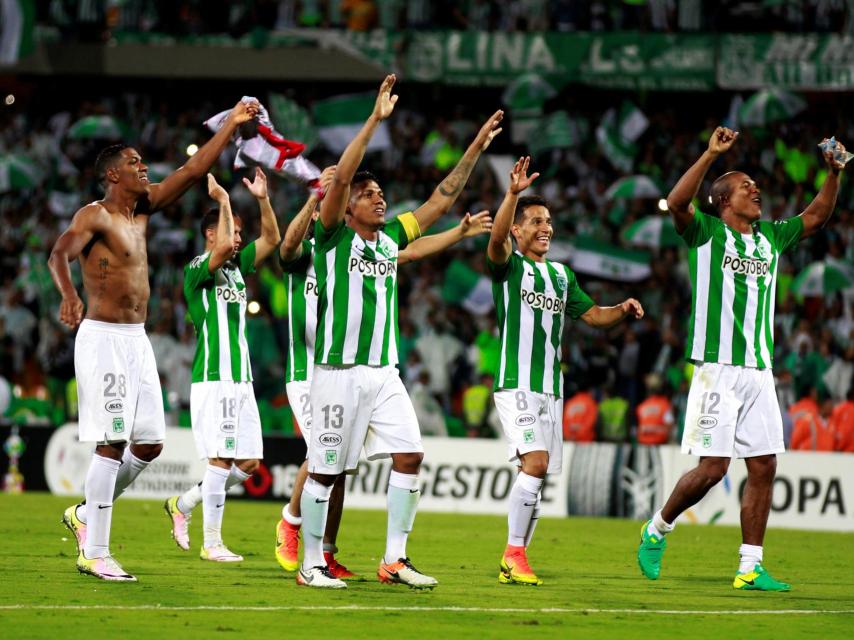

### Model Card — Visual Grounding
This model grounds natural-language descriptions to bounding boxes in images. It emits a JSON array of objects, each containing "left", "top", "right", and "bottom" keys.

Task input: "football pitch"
[{"left": 1, "top": 493, "right": 852, "bottom": 639}]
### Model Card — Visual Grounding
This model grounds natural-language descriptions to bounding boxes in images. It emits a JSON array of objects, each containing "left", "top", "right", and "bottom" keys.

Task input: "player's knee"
[
  {"left": 520, "top": 451, "right": 549, "bottom": 478},
  {"left": 236, "top": 458, "right": 260, "bottom": 474},
  {"left": 700, "top": 458, "right": 729, "bottom": 484},
  {"left": 392, "top": 452, "right": 423, "bottom": 474},
  {"left": 131, "top": 442, "right": 163, "bottom": 462},
  {"left": 748, "top": 455, "right": 776, "bottom": 482}
]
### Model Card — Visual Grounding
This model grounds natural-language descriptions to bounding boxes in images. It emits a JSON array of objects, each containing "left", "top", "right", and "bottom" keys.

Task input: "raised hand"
[
  {"left": 621, "top": 298, "right": 645, "bottom": 320},
  {"left": 207, "top": 173, "right": 229, "bottom": 203},
  {"left": 372, "top": 74, "right": 399, "bottom": 122},
  {"left": 242, "top": 167, "right": 268, "bottom": 199},
  {"left": 59, "top": 293, "right": 84, "bottom": 329},
  {"left": 460, "top": 210, "right": 493, "bottom": 237},
  {"left": 474, "top": 109, "right": 504, "bottom": 152},
  {"left": 226, "top": 100, "right": 260, "bottom": 127},
  {"left": 318, "top": 165, "right": 337, "bottom": 193},
  {"left": 509, "top": 156, "right": 540, "bottom": 194},
  {"left": 708, "top": 126, "right": 739, "bottom": 156},
  {"left": 819, "top": 137, "right": 850, "bottom": 173}
]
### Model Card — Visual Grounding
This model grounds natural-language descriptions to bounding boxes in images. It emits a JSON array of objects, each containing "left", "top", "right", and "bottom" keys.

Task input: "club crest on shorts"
[
  {"left": 112, "top": 417, "right": 124, "bottom": 433},
  {"left": 523, "top": 428, "right": 535, "bottom": 444},
  {"left": 224, "top": 437, "right": 235, "bottom": 451},
  {"left": 325, "top": 450, "right": 337, "bottom": 465},
  {"left": 702, "top": 433, "right": 712, "bottom": 448}
]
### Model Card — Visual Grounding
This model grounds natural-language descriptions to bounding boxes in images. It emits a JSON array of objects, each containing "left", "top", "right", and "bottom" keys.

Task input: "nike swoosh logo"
[
  {"left": 315, "top": 498, "right": 329, "bottom": 503},
  {"left": 97, "top": 505, "right": 112, "bottom": 510},
  {"left": 216, "top": 503, "right": 224, "bottom": 508},
  {"left": 523, "top": 502, "right": 536, "bottom": 507},
  {"left": 409, "top": 489, "right": 419, "bottom": 494},
  {"left": 301, "top": 571, "right": 314, "bottom": 584},
  {"left": 738, "top": 578, "right": 755, "bottom": 586}
]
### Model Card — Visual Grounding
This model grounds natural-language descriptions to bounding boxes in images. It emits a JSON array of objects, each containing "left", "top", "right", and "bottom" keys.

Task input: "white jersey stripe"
[
  {"left": 690, "top": 241, "right": 712, "bottom": 361},
  {"left": 216, "top": 292, "right": 230, "bottom": 379},
  {"left": 717, "top": 229, "right": 738, "bottom": 364},
  {"left": 201, "top": 292, "right": 211, "bottom": 381},
  {"left": 741, "top": 235, "right": 759, "bottom": 368}
]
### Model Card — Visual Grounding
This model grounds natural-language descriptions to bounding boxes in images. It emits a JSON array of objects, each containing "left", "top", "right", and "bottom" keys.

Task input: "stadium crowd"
[
  {"left": 35, "top": 0, "right": 854, "bottom": 38},
  {"left": 1, "top": 79, "right": 853, "bottom": 452}
]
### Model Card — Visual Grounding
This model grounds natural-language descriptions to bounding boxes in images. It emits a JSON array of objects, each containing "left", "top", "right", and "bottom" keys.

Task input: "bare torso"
[{"left": 80, "top": 202, "right": 152, "bottom": 324}]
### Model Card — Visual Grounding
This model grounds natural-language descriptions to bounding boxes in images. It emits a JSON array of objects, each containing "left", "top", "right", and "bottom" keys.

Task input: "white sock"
[
  {"left": 177, "top": 483, "right": 202, "bottom": 515},
  {"left": 82, "top": 454, "right": 121, "bottom": 559},
  {"left": 300, "top": 478, "right": 332, "bottom": 569},
  {"left": 77, "top": 447, "right": 150, "bottom": 523},
  {"left": 523, "top": 496, "right": 542, "bottom": 548},
  {"left": 227, "top": 465, "right": 251, "bottom": 490},
  {"left": 507, "top": 472, "right": 544, "bottom": 547},
  {"left": 384, "top": 471, "right": 420, "bottom": 564},
  {"left": 739, "top": 544, "right": 763, "bottom": 574},
  {"left": 283, "top": 504, "right": 302, "bottom": 526},
  {"left": 201, "top": 465, "right": 230, "bottom": 549},
  {"left": 649, "top": 509, "right": 675, "bottom": 538}
]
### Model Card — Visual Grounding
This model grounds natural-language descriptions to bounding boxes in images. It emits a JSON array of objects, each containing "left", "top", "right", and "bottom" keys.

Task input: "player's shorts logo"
[
  {"left": 319, "top": 433, "right": 342, "bottom": 446},
  {"left": 702, "top": 433, "right": 712, "bottom": 448},
  {"left": 516, "top": 413, "right": 536, "bottom": 427},
  {"left": 325, "top": 450, "right": 337, "bottom": 465},
  {"left": 104, "top": 400, "right": 123, "bottom": 414},
  {"left": 224, "top": 437, "right": 236, "bottom": 450},
  {"left": 698, "top": 416, "right": 718, "bottom": 429},
  {"left": 112, "top": 417, "right": 124, "bottom": 433},
  {"left": 523, "top": 429, "right": 535, "bottom": 443},
  {"left": 220, "top": 421, "right": 236, "bottom": 433}
]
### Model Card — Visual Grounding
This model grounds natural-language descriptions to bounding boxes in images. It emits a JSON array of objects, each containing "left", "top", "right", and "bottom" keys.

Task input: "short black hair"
[
  {"left": 352, "top": 170, "right": 379, "bottom": 187},
  {"left": 514, "top": 195, "right": 549, "bottom": 224},
  {"left": 94, "top": 144, "right": 130, "bottom": 185},
  {"left": 200, "top": 208, "right": 242, "bottom": 238},
  {"left": 709, "top": 171, "right": 741, "bottom": 215}
]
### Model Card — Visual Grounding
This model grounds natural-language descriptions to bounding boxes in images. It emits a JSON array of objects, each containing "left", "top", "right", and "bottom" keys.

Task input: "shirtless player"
[{"left": 48, "top": 100, "right": 259, "bottom": 581}]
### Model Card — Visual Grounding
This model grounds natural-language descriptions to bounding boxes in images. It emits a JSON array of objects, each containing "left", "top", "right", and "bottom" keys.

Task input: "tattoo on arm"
[{"left": 438, "top": 158, "right": 473, "bottom": 197}]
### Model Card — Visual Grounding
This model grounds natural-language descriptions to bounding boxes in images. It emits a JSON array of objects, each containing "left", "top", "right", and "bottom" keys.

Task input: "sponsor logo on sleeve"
[
  {"left": 319, "top": 433, "right": 342, "bottom": 446},
  {"left": 516, "top": 413, "right": 536, "bottom": 427},
  {"left": 104, "top": 400, "right": 123, "bottom": 414}
]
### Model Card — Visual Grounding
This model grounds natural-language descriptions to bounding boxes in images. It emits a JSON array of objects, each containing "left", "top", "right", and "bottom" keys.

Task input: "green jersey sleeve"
[
  {"left": 679, "top": 211, "right": 718, "bottom": 248},
  {"left": 314, "top": 218, "right": 348, "bottom": 251},
  {"left": 238, "top": 241, "right": 257, "bottom": 275},
  {"left": 770, "top": 216, "right": 804, "bottom": 253},
  {"left": 486, "top": 252, "right": 516, "bottom": 283},
  {"left": 183, "top": 253, "right": 214, "bottom": 293},
  {"left": 564, "top": 266, "right": 595, "bottom": 319},
  {"left": 279, "top": 239, "right": 312, "bottom": 273}
]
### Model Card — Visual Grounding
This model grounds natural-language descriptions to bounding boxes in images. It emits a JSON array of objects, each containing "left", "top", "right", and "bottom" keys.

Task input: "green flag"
[{"left": 313, "top": 93, "right": 390, "bottom": 154}]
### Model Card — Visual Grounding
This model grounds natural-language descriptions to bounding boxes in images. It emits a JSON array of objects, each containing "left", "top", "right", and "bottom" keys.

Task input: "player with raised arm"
[
  {"left": 163, "top": 169, "right": 280, "bottom": 560},
  {"left": 295, "top": 74, "right": 502, "bottom": 589},
  {"left": 275, "top": 165, "right": 492, "bottom": 578},
  {"left": 637, "top": 127, "right": 847, "bottom": 591},
  {"left": 488, "top": 157, "right": 644, "bottom": 586},
  {"left": 49, "top": 101, "right": 259, "bottom": 582}
]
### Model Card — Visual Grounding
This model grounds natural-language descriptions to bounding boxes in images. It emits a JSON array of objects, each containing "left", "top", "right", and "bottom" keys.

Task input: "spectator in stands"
[
  {"left": 790, "top": 396, "right": 835, "bottom": 452},
  {"left": 831, "top": 387, "right": 854, "bottom": 452},
  {"left": 635, "top": 374, "right": 674, "bottom": 446},
  {"left": 563, "top": 383, "right": 598, "bottom": 442},
  {"left": 462, "top": 373, "right": 496, "bottom": 438},
  {"left": 789, "top": 386, "right": 820, "bottom": 435},
  {"left": 599, "top": 383, "right": 628, "bottom": 443},
  {"left": 410, "top": 370, "right": 448, "bottom": 437}
]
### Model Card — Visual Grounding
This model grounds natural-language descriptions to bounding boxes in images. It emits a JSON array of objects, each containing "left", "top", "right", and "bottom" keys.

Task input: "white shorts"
[
  {"left": 682, "top": 362, "right": 784, "bottom": 458},
  {"left": 286, "top": 380, "right": 313, "bottom": 444},
  {"left": 75, "top": 320, "right": 165, "bottom": 444},
  {"left": 308, "top": 364, "right": 422, "bottom": 475},
  {"left": 190, "top": 381, "right": 263, "bottom": 460},
  {"left": 494, "top": 389, "right": 563, "bottom": 474}
]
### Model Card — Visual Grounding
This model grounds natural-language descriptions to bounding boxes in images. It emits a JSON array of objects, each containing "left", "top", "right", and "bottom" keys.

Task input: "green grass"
[{"left": 1, "top": 493, "right": 852, "bottom": 639}]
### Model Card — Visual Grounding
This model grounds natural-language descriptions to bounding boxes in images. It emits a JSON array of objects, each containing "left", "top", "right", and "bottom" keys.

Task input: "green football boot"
[
  {"left": 733, "top": 563, "right": 791, "bottom": 591},
  {"left": 637, "top": 520, "right": 667, "bottom": 580}
]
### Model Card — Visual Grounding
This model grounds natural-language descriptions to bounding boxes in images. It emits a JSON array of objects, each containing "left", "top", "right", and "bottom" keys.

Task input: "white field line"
[{"left": 0, "top": 605, "right": 852, "bottom": 615}]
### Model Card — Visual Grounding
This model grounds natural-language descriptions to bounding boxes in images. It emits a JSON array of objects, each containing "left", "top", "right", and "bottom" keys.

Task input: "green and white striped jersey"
[
  {"left": 682, "top": 211, "right": 803, "bottom": 369},
  {"left": 184, "top": 242, "right": 257, "bottom": 383},
  {"left": 488, "top": 251, "right": 594, "bottom": 397},
  {"left": 314, "top": 213, "right": 421, "bottom": 366},
  {"left": 281, "top": 238, "right": 317, "bottom": 383}
]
